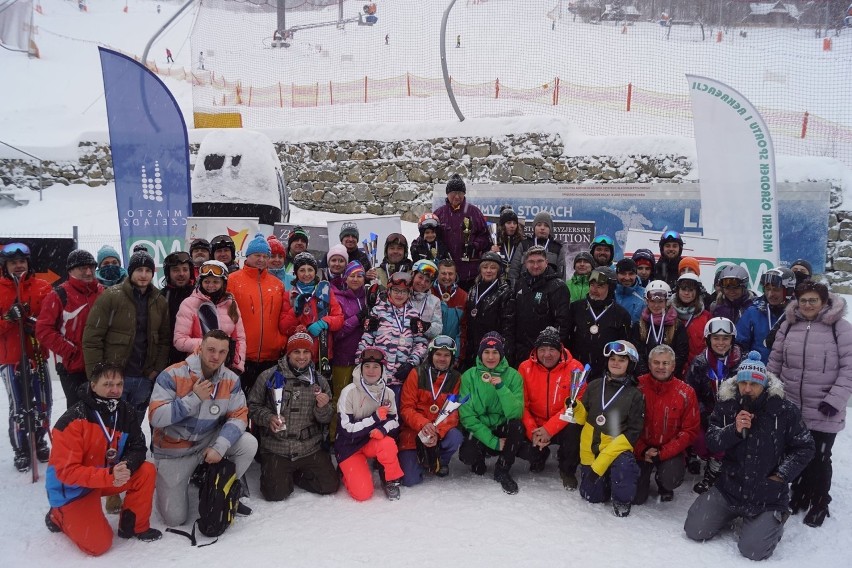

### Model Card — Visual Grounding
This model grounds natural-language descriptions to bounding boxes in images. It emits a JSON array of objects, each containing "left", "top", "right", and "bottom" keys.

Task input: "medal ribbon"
[
  {"left": 600, "top": 380, "right": 626, "bottom": 416},
  {"left": 390, "top": 303, "right": 407, "bottom": 333},
  {"left": 94, "top": 408, "right": 117, "bottom": 454},
  {"left": 647, "top": 313, "right": 665, "bottom": 345},
  {"left": 360, "top": 376, "right": 385, "bottom": 406},
  {"left": 428, "top": 368, "right": 449, "bottom": 402},
  {"left": 472, "top": 280, "right": 498, "bottom": 311},
  {"left": 587, "top": 301, "right": 612, "bottom": 327}
]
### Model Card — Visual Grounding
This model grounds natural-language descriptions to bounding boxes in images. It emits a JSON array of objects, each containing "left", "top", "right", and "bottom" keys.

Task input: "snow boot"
[
  {"left": 236, "top": 501, "right": 253, "bottom": 516},
  {"left": 659, "top": 489, "right": 674, "bottom": 502},
  {"left": 529, "top": 446, "right": 550, "bottom": 473},
  {"left": 105, "top": 494, "right": 123, "bottom": 515},
  {"left": 685, "top": 447, "right": 702, "bottom": 475},
  {"left": 790, "top": 489, "right": 810, "bottom": 515},
  {"left": 470, "top": 459, "right": 487, "bottom": 476},
  {"left": 13, "top": 448, "right": 30, "bottom": 473},
  {"left": 436, "top": 463, "right": 449, "bottom": 477},
  {"left": 613, "top": 501, "right": 632, "bottom": 517},
  {"left": 560, "top": 469, "right": 578, "bottom": 491},
  {"left": 36, "top": 440, "right": 50, "bottom": 463},
  {"left": 693, "top": 458, "right": 721, "bottom": 494},
  {"left": 117, "top": 510, "right": 162, "bottom": 542},
  {"left": 383, "top": 479, "right": 401, "bottom": 501},
  {"left": 494, "top": 468, "right": 519, "bottom": 495},
  {"left": 45, "top": 511, "right": 61, "bottom": 533}
]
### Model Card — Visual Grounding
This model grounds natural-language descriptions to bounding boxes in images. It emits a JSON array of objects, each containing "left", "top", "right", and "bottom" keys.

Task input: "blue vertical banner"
[{"left": 98, "top": 47, "right": 191, "bottom": 269}]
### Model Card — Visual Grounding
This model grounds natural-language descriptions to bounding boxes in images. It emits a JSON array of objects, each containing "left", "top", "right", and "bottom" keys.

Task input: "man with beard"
[
  {"left": 161, "top": 251, "right": 195, "bottom": 365},
  {"left": 736, "top": 267, "right": 795, "bottom": 363}
]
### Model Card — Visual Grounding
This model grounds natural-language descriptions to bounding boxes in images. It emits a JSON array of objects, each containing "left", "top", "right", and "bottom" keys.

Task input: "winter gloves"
[
  {"left": 307, "top": 320, "right": 328, "bottom": 337},
  {"left": 4, "top": 302, "right": 28, "bottom": 322},
  {"left": 818, "top": 401, "right": 839, "bottom": 417},
  {"left": 376, "top": 406, "right": 388, "bottom": 421},
  {"left": 393, "top": 363, "right": 414, "bottom": 382},
  {"left": 409, "top": 317, "right": 431, "bottom": 335}
]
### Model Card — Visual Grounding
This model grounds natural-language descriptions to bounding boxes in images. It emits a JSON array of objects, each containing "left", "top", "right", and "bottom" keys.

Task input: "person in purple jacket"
[
  {"left": 767, "top": 281, "right": 852, "bottom": 528},
  {"left": 433, "top": 174, "right": 491, "bottom": 291},
  {"left": 330, "top": 261, "right": 369, "bottom": 441}
]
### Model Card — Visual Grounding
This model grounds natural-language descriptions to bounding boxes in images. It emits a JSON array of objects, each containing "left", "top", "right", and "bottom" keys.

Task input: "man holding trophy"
[
  {"left": 398, "top": 335, "right": 466, "bottom": 486},
  {"left": 518, "top": 327, "right": 588, "bottom": 490}
]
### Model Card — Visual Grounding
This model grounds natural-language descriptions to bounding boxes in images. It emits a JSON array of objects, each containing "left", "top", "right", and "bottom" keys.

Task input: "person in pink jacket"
[{"left": 172, "top": 260, "right": 246, "bottom": 373}]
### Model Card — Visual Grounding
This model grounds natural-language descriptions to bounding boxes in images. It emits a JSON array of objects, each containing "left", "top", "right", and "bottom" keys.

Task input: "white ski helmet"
[{"left": 645, "top": 280, "right": 671, "bottom": 300}]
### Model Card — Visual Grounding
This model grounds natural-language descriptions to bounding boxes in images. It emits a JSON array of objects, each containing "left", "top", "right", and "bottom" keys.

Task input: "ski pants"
[
  {"left": 458, "top": 418, "right": 528, "bottom": 473},
  {"left": 340, "top": 436, "right": 404, "bottom": 501},
  {"left": 154, "top": 432, "right": 257, "bottom": 527},
  {"left": 259, "top": 449, "right": 339, "bottom": 502},
  {"left": 329, "top": 364, "right": 355, "bottom": 441},
  {"left": 792, "top": 430, "right": 836, "bottom": 510},
  {"left": 56, "top": 365, "right": 87, "bottom": 410},
  {"left": 398, "top": 427, "right": 463, "bottom": 486},
  {"left": 121, "top": 375, "right": 153, "bottom": 434},
  {"left": 634, "top": 453, "right": 686, "bottom": 505},
  {"left": 48, "top": 461, "right": 156, "bottom": 556},
  {"left": 0, "top": 361, "right": 51, "bottom": 452},
  {"left": 684, "top": 486, "right": 786, "bottom": 561},
  {"left": 518, "top": 422, "right": 582, "bottom": 475},
  {"left": 579, "top": 451, "right": 640, "bottom": 505}
]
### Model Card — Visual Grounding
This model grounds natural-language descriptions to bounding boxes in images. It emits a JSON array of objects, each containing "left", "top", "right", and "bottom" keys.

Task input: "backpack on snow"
[{"left": 165, "top": 459, "right": 241, "bottom": 546}]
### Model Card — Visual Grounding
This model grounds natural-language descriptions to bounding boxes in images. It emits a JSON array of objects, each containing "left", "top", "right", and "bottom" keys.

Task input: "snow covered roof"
[{"left": 748, "top": 2, "right": 801, "bottom": 19}]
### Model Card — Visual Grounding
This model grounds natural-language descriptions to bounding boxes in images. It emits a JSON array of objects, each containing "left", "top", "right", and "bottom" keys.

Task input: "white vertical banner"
[{"left": 687, "top": 75, "right": 779, "bottom": 270}]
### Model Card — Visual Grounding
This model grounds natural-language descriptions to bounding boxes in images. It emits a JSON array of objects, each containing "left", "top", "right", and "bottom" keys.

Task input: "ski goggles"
[
  {"left": 199, "top": 262, "right": 227, "bottom": 278},
  {"left": 1, "top": 242, "right": 30, "bottom": 257},
  {"left": 164, "top": 251, "right": 191, "bottom": 265},
  {"left": 429, "top": 335, "right": 457, "bottom": 354},
  {"left": 388, "top": 271, "right": 412, "bottom": 288},
  {"left": 706, "top": 318, "right": 736, "bottom": 336},
  {"left": 646, "top": 290, "right": 668, "bottom": 301},
  {"left": 592, "top": 235, "right": 614, "bottom": 246},
  {"left": 719, "top": 279, "right": 743, "bottom": 290},
  {"left": 412, "top": 260, "right": 438, "bottom": 280},
  {"left": 385, "top": 233, "right": 407, "bottom": 248},
  {"left": 661, "top": 230, "right": 681, "bottom": 241},
  {"left": 361, "top": 348, "right": 385, "bottom": 365},
  {"left": 588, "top": 269, "right": 611, "bottom": 285},
  {"left": 210, "top": 235, "right": 234, "bottom": 249},
  {"left": 603, "top": 341, "right": 638, "bottom": 362}
]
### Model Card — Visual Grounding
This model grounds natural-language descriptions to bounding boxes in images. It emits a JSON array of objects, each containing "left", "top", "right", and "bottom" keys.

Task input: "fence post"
[
  {"left": 552, "top": 77, "right": 559, "bottom": 106},
  {"left": 364, "top": 76, "right": 368, "bottom": 103},
  {"left": 329, "top": 81, "right": 333, "bottom": 105},
  {"left": 407, "top": 73, "right": 411, "bottom": 97},
  {"left": 801, "top": 111, "right": 809, "bottom": 139},
  {"left": 626, "top": 82, "right": 632, "bottom": 112},
  {"left": 279, "top": 82, "right": 283, "bottom": 108},
  {"left": 247, "top": 86, "right": 252, "bottom": 107},
  {"left": 291, "top": 83, "right": 295, "bottom": 108},
  {"left": 495, "top": 78, "right": 500, "bottom": 99},
  {"left": 315, "top": 82, "right": 319, "bottom": 107}
]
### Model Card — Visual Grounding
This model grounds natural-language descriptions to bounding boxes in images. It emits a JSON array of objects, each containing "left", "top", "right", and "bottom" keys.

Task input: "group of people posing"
[{"left": 0, "top": 175, "right": 849, "bottom": 560}]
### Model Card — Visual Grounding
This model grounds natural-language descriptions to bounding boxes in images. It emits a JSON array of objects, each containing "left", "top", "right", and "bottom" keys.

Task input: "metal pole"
[
  {"left": 440, "top": 0, "right": 465, "bottom": 122},
  {"left": 73, "top": 226, "right": 79, "bottom": 249},
  {"left": 278, "top": 0, "right": 287, "bottom": 34},
  {"left": 141, "top": 0, "right": 197, "bottom": 67}
]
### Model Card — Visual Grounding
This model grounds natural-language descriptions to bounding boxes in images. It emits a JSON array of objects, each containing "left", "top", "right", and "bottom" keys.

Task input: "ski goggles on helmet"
[
  {"left": 385, "top": 233, "right": 407, "bottom": 247},
  {"left": 210, "top": 235, "right": 235, "bottom": 249},
  {"left": 429, "top": 335, "right": 457, "bottom": 354},
  {"left": 719, "top": 278, "right": 743, "bottom": 290},
  {"left": 1, "top": 242, "right": 30, "bottom": 257},
  {"left": 705, "top": 318, "right": 736, "bottom": 336},
  {"left": 361, "top": 347, "right": 386, "bottom": 365},
  {"left": 588, "top": 269, "right": 612, "bottom": 285},
  {"left": 199, "top": 261, "right": 228, "bottom": 278},
  {"left": 412, "top": 259, "right": 438, "bottom": 280},
  {"left": 388, "top": 271, "right": 412, "bottom": 288},
  {"left": 603, "top": 341, "right": 639, "bottom": 363},
  {"left": 164, "top": 251, "right": 191, "bottom": 265},
  {"left": 592, "top": 235, "right": 614, "bottom": 246},
  {"left": 661, "top": 230, "right": 681, "bottom": 241},
  {"left": 646, "top": 290, "right": 668, "bottom": 301}
]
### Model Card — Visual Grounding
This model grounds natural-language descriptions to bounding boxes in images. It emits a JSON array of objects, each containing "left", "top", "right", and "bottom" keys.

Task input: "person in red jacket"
[
  {"left": 36, "top": 250, "right": 104, "bottom": 409},
  {"left": 634, "top": 344, "right": 699, "bottom": 504},
  {"left": 0, "top": 242, "right": 53, "bottom": 472},
  {"left": 518, "top": 326, "right": 586, "bottom": 489},
  {"left": 45, "top": 361, "right": 160, "bottom": 555}
]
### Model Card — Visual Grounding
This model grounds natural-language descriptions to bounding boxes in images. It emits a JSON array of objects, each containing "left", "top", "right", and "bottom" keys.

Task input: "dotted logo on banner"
[{"left": 140, "top": 162, "right": 164, "bottom": 202}]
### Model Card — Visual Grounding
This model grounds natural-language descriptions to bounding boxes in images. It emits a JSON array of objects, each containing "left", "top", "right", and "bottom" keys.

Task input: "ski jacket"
[
  {"left": 285, "top": 282, "right": 344, "bottom": 362},
  {"left": 163, "top": 284, "right": 193, "bottom": 364},
  {"left": 172, "top": 288, "right": 246, "bottom": 372},
  {"left": 409, "top": 288, "right": 443, "bottom": 340},
  {"left": 149, "top": 354, "right": 248, "bottom": 459},
  {"left": 767, "top": 294, "right": 852, "bottom": 434},
  {"left": 615, "top": 279, "right": 646, "bottom": 324},
  {"left": 0, "top": 273, "right": 52, "bottom": 365},
  {"left": 566, "top": 273, "right": 589, "bottom": 306},
  {"left": 464, "top": 277, "right": 511, "bottom": 367},
  {"left": 248, "top": 359, "right": 333, "bottom": 460},
  {"left": 458, "top": 357, "right": 524, "bottom": 451},
  {"left": 630, "top": 307, "right": 690, "bottom": 377},
  {"left": 634, "top": 373, "right": 699, "bottom": 462},
  {"left": 432, "top": 284, "right": 466, "bottom": 353},
  {"left": 707, "top": 376, "right": 814, "bottom": 517},
  {"left": 686, "top": 346, "right": 743, "bottom": 426},
  {"left": 573, "top": 374, "right": 645, "bottom": 476},
  {"left": 434, "top": 198, "right": 491, "bottom": 282},
  {"left": 331, "top": 285, "right": 368, "bottom": 366},
  {"left": 712, "top": 291, "right": 755, "bottom": 324},
  {"left": 335, "top": 365, "right": 400, "bottom": 463},
  {"left": 399, "top": 363, "right": 461, "bottom": 451},
  {"left": 35, "top": 276, "right": 103, "bottom": 374},
  {"left": 81, "top": 279, "right": 169, "bottom": 378},
  {"left": 410, "top": 237, "right": 451, "bottom": 264},
  {"left": 518, "top": 347, "right": 585, "bottom": 439},
  {"left": 509, "top": 237, "right": 567, "bottom": 283},
  {"left": 229, "top": 265, "right": 295, "bottom": 362},
  {"left": 670, "top": 294, "right": 711, "bottom": 372},
  {"left": 46, "top": 387, "right": 147, "bottom": 508},
  {"left": 357, "top": 299, "right": 429, "bottom": 384},
  {"left": 736, "top": 296, "right": 786, "bottom": 364},
  {"left": 503, "top": 267, "right": 571, "bottom": 366},
  {"left": 654, "top": 255, "right": 681, "bottom": 289},
  {"left": 565, "top": 297, "right": 632, "bottom": 379}
]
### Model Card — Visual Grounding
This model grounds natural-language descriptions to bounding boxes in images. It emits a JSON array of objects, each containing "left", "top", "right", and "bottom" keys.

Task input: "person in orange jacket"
[
  {"left": 0, "top": 242, "right": 53, "bottom": 472},
  {"left": 634, "top": 344, "right": 699, "bottom": 504},
  {"left": 229, "top": 234, "right": 298, "bottom": 395},
  {"left": 518, "top": 326, "right": 586, "bottom": 490}
]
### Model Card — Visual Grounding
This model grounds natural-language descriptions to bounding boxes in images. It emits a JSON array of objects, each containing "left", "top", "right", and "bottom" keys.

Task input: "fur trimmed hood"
[
  {"left": 717, "top": 372, "right": 785, "bottom": 402},
  {"left": 785, "top": 291, "right": 847, "bottom": 325}
]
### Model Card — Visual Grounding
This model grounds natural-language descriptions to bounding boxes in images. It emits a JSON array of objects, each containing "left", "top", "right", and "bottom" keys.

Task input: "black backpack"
[{"left": 166, "top": 459, "right": 241, "bottom": 546}]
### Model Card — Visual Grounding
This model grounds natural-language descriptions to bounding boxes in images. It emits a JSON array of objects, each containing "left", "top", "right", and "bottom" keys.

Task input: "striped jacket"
[
  {"left": 46, "top": 388, "right": 146, "bottom": 508},
  {"left": 335, "top": 365, "right": 400, "bottom": 463},
  {"left": 357, "top": 299, "right": 429, "bottom": 384},
  {"left": 149, "top": 354, "right": 249, "bottom": 459}
]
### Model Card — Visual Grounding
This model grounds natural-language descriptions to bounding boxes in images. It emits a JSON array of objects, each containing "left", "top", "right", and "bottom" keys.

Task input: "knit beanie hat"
[
  {"left": 478, "top": 332, "right": 505, "bottom": 360},
  {"left": 293, "top": 252, "right": 318, "bottom": 274},
  {"left": 245, "top": 233, "right": 271, "bottom": 257},
  {"left": 679, "top": 256, "right": 700, "bottom": 275},
  {"left": 791, "top": 258, "right": 813, "bottom": 276},
  {"left": 532, "top": 211, "right": 553, "bottom": 233},
  {"left": 266, "top": 235, "right": 286, "bottom": 256},
  {"left": 736, "top": 351, "right": 768, "bottom": 387},
  {"left": 288, "top": 226, "right": 309, "bottom": 246},
  {"left": 499, "top": 205, "right": 519, "bottom": 226},
  {"left": 128, "top": 251, "right": 155, "bottom": 275},
  {"left": 339, "top": 221, "right": 359, "bottom": 241},
  {"left": 573, "top": 251, "right": 594, "bottom": 268},
  {"left": 534, "top": 326, "right": 562, "bottom": 350},
  {"left": 67, "top": 249, "right": 97, "bottom": 271},
  {"left": 616, "top": 258, "right": 637, "bottom": 274},
  {"left": 97, "top": 244, "right": 122, "bottom": 266},
  {"left": 446, "top": 174, "right": 466, "bottom": 194},
  {"left": 133, "top": 244, "right": 149, "bottom": 253},
  {"left": 344, "top": 261, "right": 365, "bottom": 279},
  {"left": 286, "top": 325, "right": 314, "bottom": 355},
  {"left": 632, "top": 248, "right": 656, "bottom": 269},
  {"left": 326, "top": 244, "right": 348, "bottom": 265}
]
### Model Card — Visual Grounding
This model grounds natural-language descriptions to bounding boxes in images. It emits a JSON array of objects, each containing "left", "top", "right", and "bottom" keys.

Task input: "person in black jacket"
[
  {"left": 503, "top": 246, "right": 571, "bottom": 367},
  {"left": 464, "top": 252, "right": 511, "bottom": 368},
  {"left": 654, "top": 230, "right": 684, "bottom": 289},
  {"left": 684, "top": 352, "right": 815, "bottom": 561},
  {"left": 161, "top": 251, "right": 195, "bottom": 365},
  {"left": 565, "top": 267, "right": 631, "bottom": 378}
]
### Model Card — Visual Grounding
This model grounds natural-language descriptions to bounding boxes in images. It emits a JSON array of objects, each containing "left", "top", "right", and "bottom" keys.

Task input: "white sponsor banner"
[
  {"left": 687, "top": 74, "right": 779, "bottom": 267},
  {"left": 624, "top": 229, "right": 719, "bottom": 291},
  {"left": 186, "top": 217, "right": 262, "bottom": 266}
]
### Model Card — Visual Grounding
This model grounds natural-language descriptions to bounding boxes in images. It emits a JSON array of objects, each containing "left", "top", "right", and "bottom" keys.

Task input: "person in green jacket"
[
  {"left": 567, "top": 252, "right": 593, "bottom": 303},
  {"left": 458, "top": 332, "right": 525, "bottom": 494}
]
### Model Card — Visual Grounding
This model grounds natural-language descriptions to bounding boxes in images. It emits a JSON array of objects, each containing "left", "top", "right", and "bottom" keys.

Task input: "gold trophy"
[{"left": 461, "top": 217, "right": 471, "bottom": 261}]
